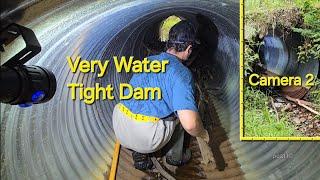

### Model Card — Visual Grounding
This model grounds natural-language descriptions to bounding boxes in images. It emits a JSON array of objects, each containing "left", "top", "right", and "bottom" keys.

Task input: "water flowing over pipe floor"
[{"left": 1, "top": 0, "right": 319, "bottom": 179}]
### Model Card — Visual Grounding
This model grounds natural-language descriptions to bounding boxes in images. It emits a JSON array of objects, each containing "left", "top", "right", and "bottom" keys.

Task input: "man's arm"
[
  {"left": 177, "top": 110, "right": 208, "bottom": 141},
  {"left": 171, "top": 68, "right": 208, "bottom": 140}
]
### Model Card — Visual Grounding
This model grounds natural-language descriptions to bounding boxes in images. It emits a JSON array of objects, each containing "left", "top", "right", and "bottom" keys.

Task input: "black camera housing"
[{"left": 0, "top": 23, "right": 56, "bottom": 105}]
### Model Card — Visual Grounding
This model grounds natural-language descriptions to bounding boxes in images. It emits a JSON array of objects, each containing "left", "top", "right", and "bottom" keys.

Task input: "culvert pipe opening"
[{"left": 1, "top": 0, "right": 319, "bottom": 180}]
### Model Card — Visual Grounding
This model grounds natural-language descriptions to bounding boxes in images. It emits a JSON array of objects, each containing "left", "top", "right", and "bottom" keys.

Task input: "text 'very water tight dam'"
[{"left": 1, "top": 0, "right": 319, "bottom": 179}]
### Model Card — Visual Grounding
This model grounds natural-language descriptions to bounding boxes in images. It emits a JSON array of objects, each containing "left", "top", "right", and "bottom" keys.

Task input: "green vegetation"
[
  {"left": 244, "top": 41, "right": 261, "bottom": 77},
  {"left": 244, "top": 87, "right": 300, "bottom": 137},
  {"left": 159, "top": 15, "right": 181, "bottom": 42},
  {"left": 293, "top": 0, "right": 320, "bottom": 62},
  {"left": 308, "top": 79, "right": 320, "bottom": 117},
  {"left": 246, "top": 0, "right": 296, "bottom": 12},
  {"left": 245, "top": 0, "right": 320, "bottom": 62},
  {"left": 245, "top": 1, "right": 300, "bottom": 40}
]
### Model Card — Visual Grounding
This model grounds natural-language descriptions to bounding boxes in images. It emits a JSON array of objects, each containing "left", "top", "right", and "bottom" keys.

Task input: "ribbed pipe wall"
[
  {"left": 1, "top": 0, "right": 319, "bottom": 179},
  {"left": 262, "top": 34, "right": 319, "bottom": 83}
]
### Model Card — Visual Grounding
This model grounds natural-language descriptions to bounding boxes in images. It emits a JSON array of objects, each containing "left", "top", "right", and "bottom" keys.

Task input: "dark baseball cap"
[{"left": 168, "top": 20, "right": 200, "bottom": 45}]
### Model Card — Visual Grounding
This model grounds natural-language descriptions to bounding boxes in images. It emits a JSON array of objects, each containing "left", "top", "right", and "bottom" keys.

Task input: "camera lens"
[{"left": 0, "top": 65, "right": 56, "bottom": 105}]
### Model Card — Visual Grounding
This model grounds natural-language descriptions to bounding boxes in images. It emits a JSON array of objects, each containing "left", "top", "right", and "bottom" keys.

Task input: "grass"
[
  {"left": 245, "top": 1, "right": 302, "bottom": 40},
  {"left": 246, "top": 0, "right": 297, "bottom": 13},
  {"left": 244, "top": 87, "right": 301, "bottom": 137},
  {"left": 245, "top": 0, "right": 320, "bottom": 13},
  {"left": 159, "top": 15, "right": 181, "bottom": 42}
]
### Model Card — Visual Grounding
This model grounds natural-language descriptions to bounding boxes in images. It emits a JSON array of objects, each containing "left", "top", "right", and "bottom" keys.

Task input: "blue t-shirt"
[{"left": 121, "top": 52, "right": 198, "bottom": 118}]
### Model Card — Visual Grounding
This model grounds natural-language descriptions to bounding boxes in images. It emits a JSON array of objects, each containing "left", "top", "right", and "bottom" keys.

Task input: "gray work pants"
[{"left": 163, "top": 123, "right": 189, "bottom": 162}]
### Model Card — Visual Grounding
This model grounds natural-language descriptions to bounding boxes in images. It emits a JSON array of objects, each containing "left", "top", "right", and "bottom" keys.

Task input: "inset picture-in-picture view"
[{"left": 243, "top": 0, "right": 319, "bottom": 139}]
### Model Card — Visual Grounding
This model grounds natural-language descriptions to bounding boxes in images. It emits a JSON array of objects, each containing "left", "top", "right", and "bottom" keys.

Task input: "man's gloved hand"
[
  {"left": 198, "top": 129, "right": 210, "bottom": 143},
  {"left": 196, "top": 129, "right": 213, "bottom": 165}
]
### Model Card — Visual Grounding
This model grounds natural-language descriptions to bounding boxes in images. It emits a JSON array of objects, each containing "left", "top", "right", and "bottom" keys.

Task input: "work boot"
[
  {"left": 166, "top": 149, "right": 191, "bottom": 166},
  {"left": 132, "top": 151, "right": 154, "bottom": 171}
]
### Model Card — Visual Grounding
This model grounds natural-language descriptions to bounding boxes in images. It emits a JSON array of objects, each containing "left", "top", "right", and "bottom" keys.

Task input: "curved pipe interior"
[
  {"left": 262, "top": 34, "right": 319, "bottom": 83},
  {"left": 1, "top": 0, "right": 319, "bottom": 179}
]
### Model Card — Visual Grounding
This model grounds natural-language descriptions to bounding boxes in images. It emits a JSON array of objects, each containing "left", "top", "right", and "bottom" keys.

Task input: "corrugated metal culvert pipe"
[
  {"left": 261, "top": 32, "right": 319, "bottom": 98},
  {"left": 1, "top": 0, "right": 319, "bottom": 179}
]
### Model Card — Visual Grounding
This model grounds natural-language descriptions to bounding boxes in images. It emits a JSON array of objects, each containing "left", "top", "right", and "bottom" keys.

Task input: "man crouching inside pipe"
[{"left": 112, "top": 20, "right": 209, "bottom": 170}]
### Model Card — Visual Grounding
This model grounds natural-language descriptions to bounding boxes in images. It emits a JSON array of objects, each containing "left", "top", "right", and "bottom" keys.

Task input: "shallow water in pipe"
[{"left": 1, "top": 0, "right": 319, "bottom": 179}]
